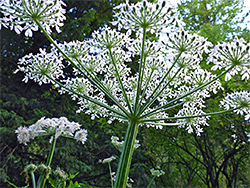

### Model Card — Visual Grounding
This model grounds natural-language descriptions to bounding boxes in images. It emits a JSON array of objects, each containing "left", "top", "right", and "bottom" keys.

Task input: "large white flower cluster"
[
  {"left": 15, "top": 117, "right": 87, "bottom": 145},
  {"left": 220, "top": 91, "right": 250, "bottom": 120},
  {"left": 2, "top": 0, "right": 250, "bottom": 136},
  {"left": 0, "top": 0, "right": 66, "bottom": 37}
]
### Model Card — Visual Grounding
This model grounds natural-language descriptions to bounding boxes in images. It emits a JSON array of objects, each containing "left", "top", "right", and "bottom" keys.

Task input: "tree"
[{"left": 178, "top": 0, "right": 250, "bottom": 43}]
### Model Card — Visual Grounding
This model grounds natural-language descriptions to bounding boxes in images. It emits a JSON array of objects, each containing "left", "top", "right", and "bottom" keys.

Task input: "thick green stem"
[
  {"left": 46, "top": 137, "right": 57, "bottom": 166},
  {"left": 37, "top": 137, "right": 57, "bottom": 188},
  {"left": 114, "top": 120, "right": 139, "bottom": 188}
]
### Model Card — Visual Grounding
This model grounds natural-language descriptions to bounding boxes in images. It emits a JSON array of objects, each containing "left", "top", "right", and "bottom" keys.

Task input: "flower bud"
[
  {"left": 54, "top": 167, "right": 67, "bottom": 179},
  {"left": 25, "top": 164, "right": 37, "bottom": 173},
  {"left": 38, "top": 164, "right": 51, "bottom": 179}
]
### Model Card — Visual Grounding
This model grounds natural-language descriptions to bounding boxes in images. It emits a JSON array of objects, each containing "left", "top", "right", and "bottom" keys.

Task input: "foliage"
[{"left": 178, "top": 0, "right": 250, "bottom": 43}]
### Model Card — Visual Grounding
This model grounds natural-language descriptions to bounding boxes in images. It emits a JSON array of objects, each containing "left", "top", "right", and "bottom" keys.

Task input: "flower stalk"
[
  {"left": 140, "top": 107, "right": 242, "bottom": 123},
  {"left": 114, "top": 119, "right": 139, "bottom": 188},
  {"left": 37, "top": 137, "right": 57, "bottom": 188},
  {"left": 31, "top": 172, "right": 36, "bottom": 188}
]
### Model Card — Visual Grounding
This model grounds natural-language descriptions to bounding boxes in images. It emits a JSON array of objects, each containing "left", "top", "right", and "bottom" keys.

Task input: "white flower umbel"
[
  {"left": 148, "top": 167, "right": 165, "bottom": 187},
  {"left": 15, "top": 117, "right": 87, "bottom": 145},
  {"left": 112, "top": 0, "right": 179, "bottom": 32},
  {"left": 150, "top": 168, "right": 165, "bottom": 177},
  {"left": 74, "top": 129, "right": 88, "bottom": 144},
  {"left": 176, "top": 105, "right": 209, "bottom": 136},
  {"left": 208, "top": 38, "right": 250, "bottom": 81},
  {"left": 99, "top": 156, "right": 116, "bottom": 164},
  {"left": 161, "top": 29, "right": 212, "bottom": 60},
  {"left": 220, "top": 91, "right": 250, "bottom": 120},
  {"left": 15, "top": 126, "right": 32, "bottom": 145},
  {"left": 0, "top": 0, "right": 66, "bottom": 37},
  {"left": 15, "top": 48, "right": 64, "bottom": 85}
]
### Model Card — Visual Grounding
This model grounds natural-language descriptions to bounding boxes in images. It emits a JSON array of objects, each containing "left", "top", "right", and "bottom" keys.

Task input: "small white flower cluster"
[
  {"left": 15, "top": 117, "right": 87, "bottom": 145},
  {"left": 0, "top": 0, "right": 66, "bottom": 37},
  {"left": 220, "top": 91, "right": 250, "bottom": 120},
  {"left": 57, "top": 40, "right": 89, "bottom": 63},
  {"left": 90, "top": 26, "right": 132, "bottom": 52},
  {"left": 231, "top": 132, "right": 250, "bottom": 143},
  {"left": 161, "top": 29, "right": 212, "bottom": 62},
  {"left": 99, "top": 156, "right": 116, "bottom": 164},
  {"left": 15, "top": 48, "right": 64, "bottom": 85},
  {"left": 176, "top": 104, "right": 210, "bottom": 136},
  {"left": 112, "top": 0, "right": 178, "bottom": 32},
  {"left": 208, "top": 38, "right": 250, "bottom": 81},
  {"left": 111, "top": 136, "right": 140, "bottom": 152},
  {"left": 59, "top": 77, "right": 93, "bottom": 100},
  {"left": 150, "top": 168, "right": 165, "bottom": 177},
  {"left": 111, "top": 173, "right": 134, "bottom": 188}
]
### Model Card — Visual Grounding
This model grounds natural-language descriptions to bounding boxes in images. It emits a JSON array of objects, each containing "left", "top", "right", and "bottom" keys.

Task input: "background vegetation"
[{"left": 0, "top": 0, "right": 249, "bottom": 187}]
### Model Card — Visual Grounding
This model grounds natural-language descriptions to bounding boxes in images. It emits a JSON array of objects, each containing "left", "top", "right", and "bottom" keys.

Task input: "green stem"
[
  {"left": 37, "top": 137, "right": 57, "bottom": 188},
  {"left": 147, "top": 176, "right": 156, "bottom": 188},
  {"left": 134, "top": 28, "right": 147, "bottom": 114},
  {"left": 45, "top": 74, "right": 127, "bottom": 119},
  {"left": 108, "top": 162, "right": 114, "bottom": 188},
  {"left": 31, "top": 172, "right": 36, "bottom": 188},
  {"left": 142, "top": 65, "right": 235, "bottom": 118},
  {"left": 46, "top": 137, "right": 57, "bottom": 166},
  {"left": 114, "top": 119, "right": 139, "bottom": 188},
  {"left": 140, "top": 101, "right": 185, "bottom": 119},
  {"left": 108, "top": 48, "right": 133, "bottom": 113},
  {"left": 140, "top": 107, "right": 240, "bottom": 123},
  {"left": 138, "top": 69, "right": 154, "bottom": 107},
  {"left": 138, "top": 53, "right": 182, "bottom": 116}
]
